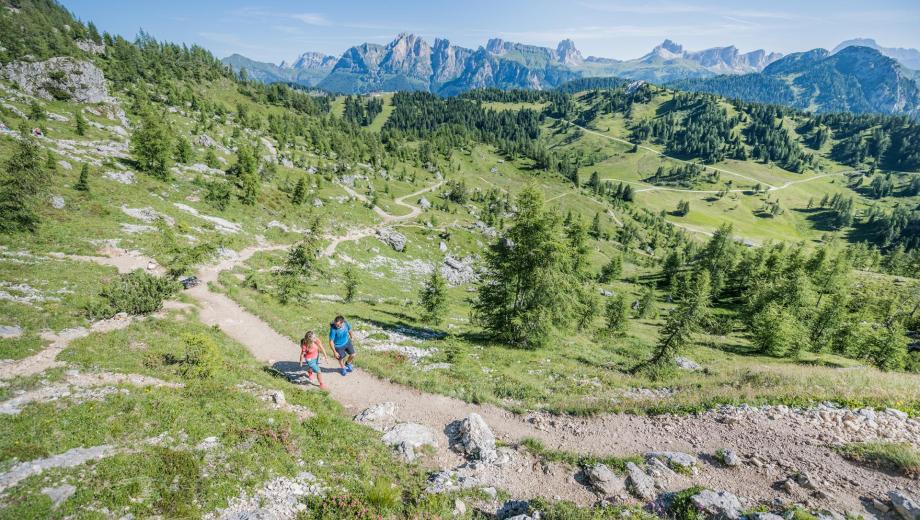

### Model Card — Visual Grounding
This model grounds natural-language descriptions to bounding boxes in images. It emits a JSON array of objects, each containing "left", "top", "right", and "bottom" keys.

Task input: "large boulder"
[
  {"left": 625, "top": 461, "right": 656, "bottom": 501},
  {"left": 381, "top": 423, "right": 437, "bottom": 461},
  {"left": 376, "top": 228, "right": 406, "bottom": 252},
  {"left": 584, "top": 463, "right": 626, "bottom": 497},
  {"left": 890, "top": 489, "right": 920, "bottom": 520},
  {"left": 452, "top": 413, "right": 497, "bottom": 462},
  {"left": 690, "top": 490, "right": 743, "bottom": 520},
  {"left": 3, "top": 57, "right": 112, "bottom": 103}
]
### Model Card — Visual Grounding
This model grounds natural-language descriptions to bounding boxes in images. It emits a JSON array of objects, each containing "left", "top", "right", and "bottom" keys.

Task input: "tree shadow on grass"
[{"left": 354, "top": 312, "right": 447, "bottom": 341}]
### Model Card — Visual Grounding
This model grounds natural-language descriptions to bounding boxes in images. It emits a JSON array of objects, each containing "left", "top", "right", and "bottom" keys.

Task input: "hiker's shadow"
[{"left": 271, "top": 360, "right": 340, "bottom": 385}]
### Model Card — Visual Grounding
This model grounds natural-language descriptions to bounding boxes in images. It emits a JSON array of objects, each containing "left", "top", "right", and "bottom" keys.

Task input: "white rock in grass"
[{"left": 382, "top": 423, "right": 437, "bottom": 461}]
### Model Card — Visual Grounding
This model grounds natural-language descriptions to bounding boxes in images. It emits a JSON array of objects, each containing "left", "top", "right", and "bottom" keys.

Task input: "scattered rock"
[
  {"left": 645, "top": 451, "right": 696, "bottom": 470},
  {"left": 751, "top": 514, "right": 784, "bottom": 520},
  {"left": 121, "top": 205, "right": 174, "bottom": 225},
  {"left": 204, "top": 472, "right": 322, "bottom": 520},
  {"left": 195, "top": 436, "right": 220, "bottom": 451},
  {"left": 452, "top": 413, "right": 497, "bottom": 463},
  {"left": 675, "top": 356, "right": 702, "bottom": 371},
  {"left": 75, "top": 39, "right": 105, "bottom": 55},
  {"left": 0, "top": 325, "right": 22, "bottom": 339},
  {"left": 690, "top": 489, "right": 742, "bottom": 520},
  {"left": 41, "top": 484, "right": 77, "bottom": 508},
  {"left": 2, "top": 57, "right": 112, "bottom": 103},
  {"left": 376, "top": 227, "right": 406, "bottom": 252},
  {"left": 453, "top": 498, "right": 466, "bottom": 516},
  {"left": 625, "top": 461, "right": 655, "bottom": 501},
  {"left": 496, "top": 500, "right": 532, "bottom": 519},
  {"left": 439, "top": 241, "right": 448, "bottom": 253},
  {"left": 57, "top": 160, "right": 72, "bottom": 170},
  {"left": 354, "top": 402, "right": 398, "bottom": 431},
  {"left": 890, "top": 489, "right": 920, "bottom": 520},
  {"left": 104, "top": 171, "right": 135, "bottom": 184},
  {"left": 584, "top": 463, "right": 626, "bottom": 497},
  {"left": 50, "top": 196, "right": 65, "bottom": 209},
  {"left": 270, "top": 390, "right": 285, "bottom": 405},
  {"left": 441, "top": 256, "right": 478, "bottom": 286},
  {"left": 418, "top": 197, "right": 431, "bottom": 209},
  {"left": 425, "top": 470, "right": 480, "bottom": 494},
  {"left": 0, "top": 445, "right": 117, "bottom": 491},
  {"left": 381, "top": 423, "right": 437, "bottom": 461},
  {"left": 173, "top": 203, "right": 241, "bottom": 234},
  {"left": 716, "top": 448, "right": 741, "bottom": 467}
]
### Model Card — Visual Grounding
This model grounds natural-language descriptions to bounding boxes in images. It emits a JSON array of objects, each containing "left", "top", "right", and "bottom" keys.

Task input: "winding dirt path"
[
  {"left": 562, "top": 119, "right": 856, "bottom": 194},
  {"left": 323, "top": 180, "right": 444, "bottom": 257},
  {"left": 55, "top": 191, "right": 915, "bottom": 514}
]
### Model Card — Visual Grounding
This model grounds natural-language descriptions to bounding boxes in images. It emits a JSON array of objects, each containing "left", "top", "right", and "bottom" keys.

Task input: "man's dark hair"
[{"left": 334, "top": 315, "right": 345, "bottom": 324}]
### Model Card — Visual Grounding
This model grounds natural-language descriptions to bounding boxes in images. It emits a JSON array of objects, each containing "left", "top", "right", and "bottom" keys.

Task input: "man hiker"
[{"left": 329, "top": 315, "right": 356, "bottom": 376}]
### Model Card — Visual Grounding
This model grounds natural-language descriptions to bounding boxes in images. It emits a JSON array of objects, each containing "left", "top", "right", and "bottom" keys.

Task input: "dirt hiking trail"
[{"left": 60, "top": 191, "right": 918, "bottom": 515}]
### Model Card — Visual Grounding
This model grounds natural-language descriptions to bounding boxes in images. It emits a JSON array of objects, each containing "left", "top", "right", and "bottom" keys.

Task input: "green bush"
[
  {"left": 89, "top": 269, "right": 178, "bottom": 318},
  {"left": 180, "top": 333, "right": 223, "bottom": 379},
  {"left": 362, "top": 477, "right": 400, "bottom": 513},
  {"left": 665, "top": 486, "right": 706, "bottom": 520}
]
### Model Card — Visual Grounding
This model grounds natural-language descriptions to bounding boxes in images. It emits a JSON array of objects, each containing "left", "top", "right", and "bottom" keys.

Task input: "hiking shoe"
[
  {"left": 345, "top": 363, "right": 353, "bottom": 373},
  {"left": 319, "top": 384, "right": 327, "bottom": 390},
  {"left": 340, "top": 368, "right": 348, "bottom": 376}
]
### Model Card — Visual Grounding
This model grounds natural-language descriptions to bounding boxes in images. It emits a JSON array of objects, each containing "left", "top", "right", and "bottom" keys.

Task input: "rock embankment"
[{"left": 2, "top": 57, "right": 112, "bottom": 104}]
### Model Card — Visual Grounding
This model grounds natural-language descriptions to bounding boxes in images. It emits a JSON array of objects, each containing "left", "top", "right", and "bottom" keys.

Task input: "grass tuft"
[{"left": 837, "top": 441, "right": 920, "bottom": 477}]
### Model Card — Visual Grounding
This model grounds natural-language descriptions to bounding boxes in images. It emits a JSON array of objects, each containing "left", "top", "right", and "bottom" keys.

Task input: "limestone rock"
[
  {"left": 41, "top": 484, "right": 76, "bottom": 508},
  {"left": 584, "top": 463, "right": 626, "bottom": 497},
  {"left": 717, "top": 448, "right": 741, "bottom": 467},
  {"left": 354, "top": 402, "right": 398, "bottom": 431},
  {"left": 625, "top": 461, "right": 655, "bottom": 501},
  {"left": 890, "top": 489, "right": 920, "bottom": 520},
  {"left": 50, "top": 196, "right": 65, "bottom": 209},
  {"left": 690, "top": 489, "right": 743, "bottom": 519},
  {"left": 646, "top": 451, "right": 696, "bottom": 470},
  {"left": 418, "top": 197, "right": 431, "bottom": 209},
  {"left": 453, "top": 413, "right": 497, "bottom": 462},
  {"left": 376, "top": 227, "right": 406, "bottom": 252},
  {"left": 3, "top": 57, "right": 112, "bottom": 103},
  {"left": 675, "top": 356, "right": 702, "bottom": 371},
  {"left": 381, "top": 423, "right": 437, "bottom": 461}
]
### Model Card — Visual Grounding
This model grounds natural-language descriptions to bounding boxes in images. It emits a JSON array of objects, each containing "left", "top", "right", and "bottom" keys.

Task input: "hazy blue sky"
[{"left": 62, "top": 1, "right": 920, "bottom": 64}]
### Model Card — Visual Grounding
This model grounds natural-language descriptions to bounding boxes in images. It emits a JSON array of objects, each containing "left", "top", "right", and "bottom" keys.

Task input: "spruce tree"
[
  {"left": 74, "top": 110, "right": 87, "bottom": 136},
  {"left": 0, "top": 130, "right": 51, "bottom": 232},
  {"left": 291, "top": 177, "right": 306, "bottom": 205},
  {"left": 74, "top": 163, "right": 90, "bottom": 192},
  {"left": 419, "top": 268, "right": 448, "bottom": 324},
  {"left": 174, "top": 135, "right": 193, "bottom": 164},
  {"left": 343, "top": 266, "right": 358, "bottom": 303},
  {"left": 605, "top": 294, "right": 628, "bottom": 334},
  {"left": 598, "top": 254, "right": 622, "bottom": 283},
  {"left": 471, "top": 186, "right": 573, "bottom": 349},
  {"left": 644, "top": 269, "right": 711, "bottom": 368},
  {"left": 131, "top": 110, "right": 172, "bottom": 180}
]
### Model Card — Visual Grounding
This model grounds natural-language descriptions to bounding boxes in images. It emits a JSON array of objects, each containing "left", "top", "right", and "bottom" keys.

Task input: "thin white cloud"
[{"left": 292, "top": 13, "right": 331, "bottom": 26}]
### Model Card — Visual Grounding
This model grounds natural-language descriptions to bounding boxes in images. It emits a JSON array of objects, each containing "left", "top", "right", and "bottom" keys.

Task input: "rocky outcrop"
[
  {"left": 381, "top": 422, "right": 437, "bottom": 461},
  {"left": 890, "top": 489, "right": 920, "bottom": 520},
  {"left": 625, "top": 461, "right": 655, "bottom": 500},
  {"left": 584, "top": 463, "right": 625, "bottom": 497},
  {"left": 451, "top": 413, "right": 497, "bottom": 462},
  {"left": 376, "top": 228, "right": 406, "bottom": 252},
  {"left": 690, "top": 489, "right": 743, "bottom": 519},
  {"left": 2, "top": 57, "right": 112, "bottom": 103}
]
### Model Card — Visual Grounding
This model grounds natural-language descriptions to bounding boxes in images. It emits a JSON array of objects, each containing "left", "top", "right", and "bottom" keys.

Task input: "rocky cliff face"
[
  {"left": 641, "top": 39, "right": 782, "bottom": 74},
  {"left": 288, "top": 52, "right": 337, "bottom": 71},
  {"left": 2, "top": 57, "right": 111, "bottom": 103}
]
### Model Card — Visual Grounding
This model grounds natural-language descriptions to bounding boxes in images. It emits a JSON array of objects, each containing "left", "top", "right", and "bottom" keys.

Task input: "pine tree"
[
  {"left": 471, "top": 186, "right": 574, "bottom": 349},
  {"left": 74, "top": 110, "right": 87, "bottom": 136},
  {"left": 204, "top": 149, "right": 220, "bottom": 169},
  {"left": 643, "top": 269, "right": 711, "bottom": 368},
  {"left": 291, "top": 177, "right": 307, "bottom": 205},
  {"left": 238, "top": 171, "right": 259, "bottom": 205},
  {"left": 0, "top": 129, "right": 51, "bottom": 232},
  {"left": 637, "top": 285, "right": 657, "bottom": 319},
  {"left": 605, "top": 294, "right": 628, "bottom": 334},
  {"left": 598, "top": 254, "right": 622, "bottom": 283},
  {"left": 419, "top": 268, "right": 448, "bottom": 324},
  {"left": 174, "top": 135, "right": 193, "bottom": 164},
  {"left": 343, "top": 266, "right": 358, "bottom": 303},
  {"left": 131, "top": 110, "right": 172, "bottom": 180},
  {"left": 29, "top": 100, "right": 46, "bottom": 121},
  {"left": 74, "top": 163, "right": 90, "bottom": 192},
  {"left": 589, "top": 212, "right": 602, "bottom": 239}
]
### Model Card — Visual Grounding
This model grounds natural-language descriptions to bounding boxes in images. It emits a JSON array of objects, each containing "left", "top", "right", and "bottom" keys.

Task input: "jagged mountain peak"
[
  {"left": 556, "top": 38, "right": 583, "bottom": 65},
  {"left": 290, "top": 51, "right": 337, "bottom": 71}
]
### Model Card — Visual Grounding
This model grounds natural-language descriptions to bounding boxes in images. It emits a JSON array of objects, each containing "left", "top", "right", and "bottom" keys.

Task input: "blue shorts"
[
  {"left": 304, "top": 357, "right": 320, "bottom": 373},
  {"left": 335, "top": 341, "right": 355, "bottom": 358}
]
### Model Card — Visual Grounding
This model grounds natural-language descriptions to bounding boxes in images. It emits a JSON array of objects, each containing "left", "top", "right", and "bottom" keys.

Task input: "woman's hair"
[{"left": 303, "top": 330, "right": 316, "bottom": 343}]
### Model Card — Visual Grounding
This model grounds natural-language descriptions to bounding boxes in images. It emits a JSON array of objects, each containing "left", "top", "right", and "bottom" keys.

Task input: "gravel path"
[{"left": 60, "top": 198, "right": 919, "bottom": 515}]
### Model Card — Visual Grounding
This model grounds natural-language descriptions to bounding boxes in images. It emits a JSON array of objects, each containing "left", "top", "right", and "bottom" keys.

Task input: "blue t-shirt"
[{"left": 329, "top": 321, "right": 351, "bottom": 347}]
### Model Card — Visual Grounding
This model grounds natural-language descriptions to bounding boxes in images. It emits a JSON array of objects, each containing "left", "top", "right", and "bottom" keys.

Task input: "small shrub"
[
  {"left": 362, "top": 477, "right": 400, "bottom": 513},
  {"left": 665, "top": 486, "right": 705, "bottom": 520},
  {"left": 90, "top": 269, "right": 178, "bottom": 318},
  {"left": 305, "top": 493, "right": 384, "bottom": 520},
  {"left": 180, "top": 333, "right": 222, "bottom": 379}
]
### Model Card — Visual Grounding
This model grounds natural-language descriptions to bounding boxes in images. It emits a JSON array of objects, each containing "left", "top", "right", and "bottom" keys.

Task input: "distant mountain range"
[
  {"left": 221, "top": 35, "right": 920, "bottom": 116},
  {"left": 671, "top": 45, "right": 920, "bottom": 117},
  {"left": 222, "top": 35, "right": 786, "bottom": 94}
]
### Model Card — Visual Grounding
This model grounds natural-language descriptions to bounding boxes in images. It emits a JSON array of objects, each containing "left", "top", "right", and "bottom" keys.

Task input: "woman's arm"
[{"left": 317, "top": 339, "right": 328, "bottom": 360}]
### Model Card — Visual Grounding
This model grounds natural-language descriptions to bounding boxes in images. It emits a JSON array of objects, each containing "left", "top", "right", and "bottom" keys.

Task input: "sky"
[{"left": 62, "top": 0, "right": 920, "bottom": 65}]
